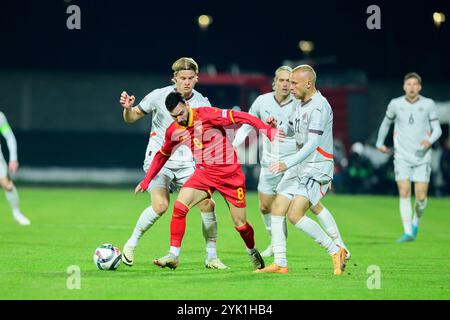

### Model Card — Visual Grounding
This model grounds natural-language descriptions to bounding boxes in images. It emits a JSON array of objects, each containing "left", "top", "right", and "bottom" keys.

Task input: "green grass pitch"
[{"left": 0, "top": 187, "right": 449, "bottom": 299}]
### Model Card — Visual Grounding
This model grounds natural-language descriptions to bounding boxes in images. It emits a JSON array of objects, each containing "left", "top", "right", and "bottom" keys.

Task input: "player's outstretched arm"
[
  {"left": 375, "top": 116, "right": 393, "bottom": 153},
  {"left": 232, "top": 124, "right": 254, "bottom": 148},
  {"left": 120, "top": 91, "right": 145, "bottom": 123},
  {"left": 269, "top": 132, "right": 321, "bottom": 174},
  {"left": 136, "top": 127, "right": 180, "bottom": 193},
  {"left": 135, "top": 150, "right": 170, "bottom": 193},
  {"left": 231, "top": 110, "right": 285, "bottom": 142}
]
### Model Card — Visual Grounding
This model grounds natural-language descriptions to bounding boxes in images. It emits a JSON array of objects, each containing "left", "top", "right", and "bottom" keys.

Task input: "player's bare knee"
[
  {"left": 198, "top": 198, "right": 215, "bottom": 213},
  {"left": 0, "top": 179, "right": 13, "bottom": 191},
  {"left": 399, "top": 189, "right": 411, "bottom": 198},
  {"left": 287, "top": 210, "right": 304, "bottom": 225},
  {"left": 233, "top": 217, "right": 247, "bottom": 227},
  {"left": 310, "top": 202, "right": 323, "bottom": 215},
  {"left": 152, "top": 200, "right": 169, "bottom": 215},
  {"left": 415, "top": 193, "right": 427, "bottom": 202},
  {"left": 270, "top": 201, "right": 284, "bottom": 216},
  {"left": 259, "top": 203, "right": 271, "bottom": 214}
]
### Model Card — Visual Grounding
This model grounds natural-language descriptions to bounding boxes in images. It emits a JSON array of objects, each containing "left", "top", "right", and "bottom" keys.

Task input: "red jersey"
[{"left": 139, "top": 107, "right": 276, "bottom": 190}]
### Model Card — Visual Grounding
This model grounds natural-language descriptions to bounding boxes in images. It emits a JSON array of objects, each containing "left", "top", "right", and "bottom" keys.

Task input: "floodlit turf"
[{"left": 0, "top": 187, "right": 449, "bottom": 300}]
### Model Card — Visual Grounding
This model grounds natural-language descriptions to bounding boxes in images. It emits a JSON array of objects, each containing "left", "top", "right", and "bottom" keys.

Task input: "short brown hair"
[{"left": 404, "top": 72, "right": 422, "bottom": 84}]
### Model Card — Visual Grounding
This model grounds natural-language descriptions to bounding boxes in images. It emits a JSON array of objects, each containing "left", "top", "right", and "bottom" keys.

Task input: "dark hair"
[
  {"left": 165, "top": 92, "right": 185, "bottom": 112},
  {"left": 404, "top": 72, "right": 422, "bottom": 84}
]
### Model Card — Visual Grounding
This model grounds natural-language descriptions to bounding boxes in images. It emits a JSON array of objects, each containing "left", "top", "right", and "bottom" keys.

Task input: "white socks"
[
  {"left": 271, "top": 216, "right": 287, "bottom": 267},
  {"left": 126, "top": 206, "right": 218, "bottom": 260},
  {"left": 272, "top": 214, "right": 339, "bottom": 266},
  {"left": 5, "top": 186, "right": 21, "bottom": 215},
  {"left": 399, "top": 197, "right": 413, "bottom": 235},
  {"left": 170, "top": 246, "right": 181, "bottom": 257},
  {"left": 201, "top": 211, "right": 218, "bottom": 260},
  {"left": 262, "top": 213, "right": 272, "bottom": 235},
  {"left": 295, "top": 216, "right": 339, "bottom": 255},
  {"left": 127, "top": 206, "right": 161, "bottom": 247},
  {"left": 316, "top": 207, "right": 347, "bottom": 251},
  {"left": 413, "top": 198, "right": 427, "bottom": 227}
]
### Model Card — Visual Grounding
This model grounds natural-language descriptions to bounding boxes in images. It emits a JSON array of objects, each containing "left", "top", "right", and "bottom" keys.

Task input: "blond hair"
[
  {"left": 272, "top": 65, "right": 292, "bottom": 90},
  {"left": 292, "top": 64, "right": 317, "bottom": 84},
  {"left": 172, "top": 57, "right": 199, "bottom": 76}
]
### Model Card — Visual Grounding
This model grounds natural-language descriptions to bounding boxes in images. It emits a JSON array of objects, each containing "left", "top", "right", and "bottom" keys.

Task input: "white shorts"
[
  {"left": 257, "top": 167, "right": 285, "bottom": 195},
  {"left": 147, "top": 165, "right": 195, "bottom": 192},
  {"left": 394, "top": 159, "right": 431, "bottom": 183},
  {"left": 277, "top": 173, "right": 331, "bottom": 206},
  {"left": 0, "top": 156, "right": 8, "bottom": 179},
  {"left": 143, "top": 150, "right": 194, "bottom": 192}
]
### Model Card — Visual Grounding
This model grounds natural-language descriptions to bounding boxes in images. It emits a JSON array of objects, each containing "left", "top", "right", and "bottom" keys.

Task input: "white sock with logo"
[
  {"left": 127, "top": 206, "right": 161, "bottom": 247},
  {"left": 316, "top": 207, "right": 347, "bottom": 251},
  {"left": 295, "top": 216, "right": 339, "bottom": 255},
  {"left": 399, "top": 197, "right": 413, "bottom": 235},
  {"left": 413, "top": 198, "right": 427, "bottom": 227},
  {"left": 5, "top": 186, "right": 21, "bottom": 215},
  {"left": 201, "top": 211, "right": 218, "bottom": 260},
  {"left": 271, "top": 215, "right": 287, "bottom": 267}
]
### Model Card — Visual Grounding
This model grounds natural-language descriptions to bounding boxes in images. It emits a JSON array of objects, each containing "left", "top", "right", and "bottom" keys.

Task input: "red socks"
[
  {"left": 170, "top": 200, "right": 190, "bottom": 247},
  {"left": 235, "top": 223, "right": 255, "bottom": 250}
]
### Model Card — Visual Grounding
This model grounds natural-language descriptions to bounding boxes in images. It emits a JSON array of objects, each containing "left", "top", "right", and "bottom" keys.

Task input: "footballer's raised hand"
[
  {"left": 269, "top": 161, "right": 287, "bottom": 174},
  {"left": 377, "top": 145, "right": 390, "bottom": 153},
  {"left": 134, "top": 183, "right": 145, "bottom": 194},
  {"left": 120, "top": 91, "right": 136, "bottom": 109}
]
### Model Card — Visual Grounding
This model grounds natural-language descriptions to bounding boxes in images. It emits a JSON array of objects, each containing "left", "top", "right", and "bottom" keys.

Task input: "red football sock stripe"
[
  {"left": 235, "top": 223, "right": 255, "bottom": 250},
  {"left": 170, "top": 200, "right": 190, "bottom": 247}
]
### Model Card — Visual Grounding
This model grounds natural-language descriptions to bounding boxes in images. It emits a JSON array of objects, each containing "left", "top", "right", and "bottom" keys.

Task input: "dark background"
[{"left": 1, "top": 0, "right": 449, "bottom": 80}]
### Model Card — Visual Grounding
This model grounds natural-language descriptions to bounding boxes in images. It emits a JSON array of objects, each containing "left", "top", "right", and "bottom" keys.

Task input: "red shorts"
[{"left": 183, "top": 167, "right": 246, "bottom": 208}]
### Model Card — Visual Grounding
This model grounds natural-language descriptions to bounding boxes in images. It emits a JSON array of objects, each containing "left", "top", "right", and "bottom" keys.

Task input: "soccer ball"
[{"left": 93, "top": 244, "right": 122, "bottom": 270}]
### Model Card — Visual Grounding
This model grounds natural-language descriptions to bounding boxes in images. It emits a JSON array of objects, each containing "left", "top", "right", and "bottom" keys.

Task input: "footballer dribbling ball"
[{"left": 93, "top": 244, "right": 122, "bottom": 270}]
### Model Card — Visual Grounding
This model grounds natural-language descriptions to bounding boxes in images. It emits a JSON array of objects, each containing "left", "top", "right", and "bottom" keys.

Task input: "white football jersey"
[
  {"left": 383, "top": 95, "right": 438, "bottom": 165},
  {"left": 233, "top": 92, "right": 298, "bottom": 168},
  {"left": 288, "top": 91, "right": 334, "bottom": 182},
  {"left": 137, "top": 85, "right": 211, "bottom": 169}
]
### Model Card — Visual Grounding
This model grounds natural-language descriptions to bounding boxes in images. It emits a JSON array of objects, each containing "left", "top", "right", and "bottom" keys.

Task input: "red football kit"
[{"left": 139, "top": 107, "right": 276, "bottom": 207}]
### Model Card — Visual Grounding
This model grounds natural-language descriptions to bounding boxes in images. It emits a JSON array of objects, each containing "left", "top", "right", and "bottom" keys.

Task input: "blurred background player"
[
  {"left": 256, "top": 65, "right": 349, "bottom": 275},
  {"left": 0, "top": 112, "right": 30, "bottom": 226},
  {"left": 135, "top": 92, "right": 284, "bottom": 270},
  {"left": 233, "top": 66, "right": 298, "bottom": 257},
  {"left": 119, "top": 57, "right": 227, "bottom": 269},
  {"left": 376, "top": 72, "right": 442, "bottom": 242}
]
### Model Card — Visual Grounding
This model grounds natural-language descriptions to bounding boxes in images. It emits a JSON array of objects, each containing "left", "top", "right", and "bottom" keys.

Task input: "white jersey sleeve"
[
  {"left": 385, "top": 100, "right": 396, "bottom": 120},
  {"left": 426, "top": 100, "right": 442, "bottom": 145},
  {"left": 137, "top": 89, "right": 161, "bottom": 115},
  {"left": 232, "top": 96, "right": 261, "bottom": 147},
  {"left": 0, "top": 112, "right": 18, "bottom": 161}
]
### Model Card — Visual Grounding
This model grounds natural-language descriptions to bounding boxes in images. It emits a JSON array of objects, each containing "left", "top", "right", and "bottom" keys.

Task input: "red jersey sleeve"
[
  {"left": 201, "top": 107, "right": 276, "bottom": 141},
  {"left": 138, "top": 124, "right": 181, "bottom": 191},
  {"left": 229, "top": 110, "right": 277, "bottom": 141}
]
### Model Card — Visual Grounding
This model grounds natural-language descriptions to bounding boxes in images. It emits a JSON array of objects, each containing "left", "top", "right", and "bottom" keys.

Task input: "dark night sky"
[{"left": 1, "top": 0, "right": 449, "bottom": 81}]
